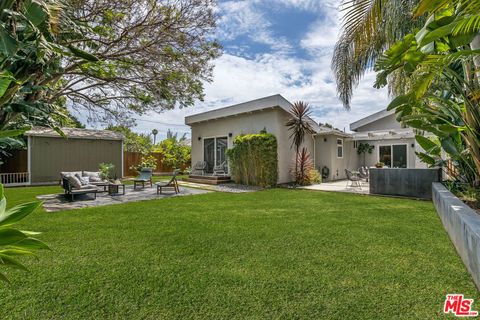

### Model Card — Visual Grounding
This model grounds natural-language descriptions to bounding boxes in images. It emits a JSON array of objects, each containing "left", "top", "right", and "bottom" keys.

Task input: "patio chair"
[
  {"left": 133, "top": 168, "right": 153, "bottom": 190},
  {"left": 358, "top": 167, "right": 369, "bottom": 182},
  {"left": 345, "top": 169, "right": 362, "bottom": 189},
  {"left": 213, "top": 161, "right": 228, "bottom": 176},
  {"left": 156, "top": 171, "right": 180, "bottom": 194},
  {"left": 191, "top": 161, "right": 207, "bottom": 176}
]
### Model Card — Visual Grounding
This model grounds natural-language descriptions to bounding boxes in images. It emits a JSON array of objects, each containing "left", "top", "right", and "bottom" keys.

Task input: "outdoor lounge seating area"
[{"left": 39, "top": 183, "right": 209, "bottom": 212}]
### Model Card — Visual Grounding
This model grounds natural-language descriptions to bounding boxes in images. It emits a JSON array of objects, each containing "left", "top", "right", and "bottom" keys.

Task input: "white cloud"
[{"left": 107, "top": 0, "right": 391, "bottom": 138}]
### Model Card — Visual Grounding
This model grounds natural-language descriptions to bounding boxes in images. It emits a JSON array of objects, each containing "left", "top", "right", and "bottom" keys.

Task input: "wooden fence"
[
  {"left": 0, "top": 150, "right": 27, "bottom": 173},
  {"left": 123, "top": 152, "right": 189, "bottom": 177}
]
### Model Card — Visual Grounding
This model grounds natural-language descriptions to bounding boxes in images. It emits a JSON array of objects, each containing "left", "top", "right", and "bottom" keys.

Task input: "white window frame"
[
  {"left": 336, "top": 138, "right": 344, "bottom": 159},
  {"left": 377, "top": 143, "right": 409, "bottom": 168}
]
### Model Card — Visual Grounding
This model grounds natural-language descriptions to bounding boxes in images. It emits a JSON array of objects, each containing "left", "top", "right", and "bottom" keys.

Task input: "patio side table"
[{"left": 108, "top": 184, "right": 125, "bottom": 196}]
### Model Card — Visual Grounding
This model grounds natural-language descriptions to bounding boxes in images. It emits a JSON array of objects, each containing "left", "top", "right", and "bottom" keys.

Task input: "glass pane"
[
  {"left": 203, "top": 138, "right": 215, "bottom": 173},
  {"left": 337, "top": 146, "right": 343, "bottom": 158},
  {"left": 379, "top": 145, "right": 392, "bottom": 167},
  {"left": 216, "top": 137, "right": 228, "bottom": 167},
  {"left": 392, "top": 145, "right": 407, "bottom": 168}
]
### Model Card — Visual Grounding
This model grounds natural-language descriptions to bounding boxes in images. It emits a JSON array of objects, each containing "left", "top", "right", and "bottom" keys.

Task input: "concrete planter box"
[
  {"left": 370, "top": 168, "right": 441, "bottom": 199},
  {"left": 432, "top": 182, "right": 480, "bottom": 290}
]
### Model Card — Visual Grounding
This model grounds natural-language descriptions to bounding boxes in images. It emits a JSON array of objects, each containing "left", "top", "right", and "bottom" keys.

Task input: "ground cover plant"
[{"left": 0, "top": 186, "right": 478, "bottom": 319}]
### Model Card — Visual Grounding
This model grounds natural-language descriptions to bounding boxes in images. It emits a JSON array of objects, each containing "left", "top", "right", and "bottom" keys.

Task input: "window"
[
  {"left": 378, "top": 144, "right": 407, "bottom": 168},
  {"left": 337, "top": 139, "right": 343, "bottom": 158}
]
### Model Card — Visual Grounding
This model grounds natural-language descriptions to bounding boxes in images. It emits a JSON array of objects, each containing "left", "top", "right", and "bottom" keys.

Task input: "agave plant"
[
  {"left": 285, "top": 101, "right": 315, "bottom": 182},
  {"left": 0, "top": 183, "right": 49, "bottom": 283}
]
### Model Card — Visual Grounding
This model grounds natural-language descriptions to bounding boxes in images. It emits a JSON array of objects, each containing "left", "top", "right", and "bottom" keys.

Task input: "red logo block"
[{"left": 444, "top": 294, "right": 478, "bottom": 317}]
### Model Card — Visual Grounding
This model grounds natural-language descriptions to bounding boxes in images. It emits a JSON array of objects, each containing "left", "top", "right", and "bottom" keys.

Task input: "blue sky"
[{"left": 119, "top": 0, "right": 390, "bottom": 138}]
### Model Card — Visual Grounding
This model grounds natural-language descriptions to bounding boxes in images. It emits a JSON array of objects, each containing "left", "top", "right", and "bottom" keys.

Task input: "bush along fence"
[
  {"left": 226, "top": 133, "right": 278, "bottom": 187},
  {"left": 123, "top": 152, "right": 189, "bottom": 176}
]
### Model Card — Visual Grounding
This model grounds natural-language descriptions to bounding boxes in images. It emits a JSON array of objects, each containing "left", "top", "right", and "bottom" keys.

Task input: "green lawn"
[{"left": 0, "top": 186, "right": 478, "bottom": 319}]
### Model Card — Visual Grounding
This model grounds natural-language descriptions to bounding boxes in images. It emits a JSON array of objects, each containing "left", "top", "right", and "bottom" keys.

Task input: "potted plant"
[
  {"left": 99, "top": 163, "right": 115, "bottom": 181},
  {"left": 375, "top": 162, "right": 385, "bottom": 168}
]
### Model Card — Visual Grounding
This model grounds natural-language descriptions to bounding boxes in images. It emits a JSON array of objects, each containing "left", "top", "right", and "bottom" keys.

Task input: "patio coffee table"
[{"left": 108, "top": 183, "right": 125, "bottom": 196}]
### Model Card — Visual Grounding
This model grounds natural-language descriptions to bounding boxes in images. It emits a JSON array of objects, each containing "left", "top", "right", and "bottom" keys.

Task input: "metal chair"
[{"left": 345, "top": 169, "right": 362, "bottom": 189}]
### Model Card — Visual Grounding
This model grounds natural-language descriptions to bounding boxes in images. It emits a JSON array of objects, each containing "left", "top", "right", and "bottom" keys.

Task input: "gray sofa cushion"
[
  {"left": 61, "top": 171, "right": 82, "bottom": 178},
  {"left": 83, "top": 171, "right": 102, "bottom": 182},
  {"left": 80, "top": 184, "right": 98, "bottom": 190}
]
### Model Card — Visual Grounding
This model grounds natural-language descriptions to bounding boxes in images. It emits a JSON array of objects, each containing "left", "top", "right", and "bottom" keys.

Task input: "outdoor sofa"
[{"left": 60, "top": 171, "right": 108, "bottom": 201}]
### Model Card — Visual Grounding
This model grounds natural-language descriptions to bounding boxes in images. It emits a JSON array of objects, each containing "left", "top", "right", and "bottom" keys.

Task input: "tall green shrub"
[{"left": 226, "top": 133, "right": 278, "bottom": 187}]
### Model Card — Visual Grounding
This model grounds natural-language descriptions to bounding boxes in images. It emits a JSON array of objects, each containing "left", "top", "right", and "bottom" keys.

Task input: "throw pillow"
[
  {"left": 75, "top": 174, "right": 90, "bottom": 186},
  {"left": 66, "top": 174, "right": 82, "bottom": 189}
]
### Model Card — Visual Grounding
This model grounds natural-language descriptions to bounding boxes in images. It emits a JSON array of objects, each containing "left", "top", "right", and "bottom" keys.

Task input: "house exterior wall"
[
  {"left": 355, "top": 138, "right": 426, "bottom": 169},
  {"left": 30, "top": 136, "right": 123, "bottom": 183},
  {"left": 354, "top": 113, "right": 403, "bottom": 132},
  {"left": 314, "top": 134, "right": 357, "bottom": 181},
  {"left": 190, "top": 107, "right": 313, "bottom": 184}
]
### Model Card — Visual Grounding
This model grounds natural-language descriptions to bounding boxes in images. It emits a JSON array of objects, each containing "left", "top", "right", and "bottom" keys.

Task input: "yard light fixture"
[
  {"left": 411, "top": 143, "right": 415, "bottom": 148},
  {"left": 198, "top": 136, "right": 202, "bottom": 141},
  {"left": 228, "top": 133, "right": 233, "bottom": 137}
]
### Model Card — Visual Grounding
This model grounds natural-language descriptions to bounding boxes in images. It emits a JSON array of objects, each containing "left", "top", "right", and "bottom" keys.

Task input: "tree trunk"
[{"left": 472, "top": 33, "right": 480, "bottom": 79}]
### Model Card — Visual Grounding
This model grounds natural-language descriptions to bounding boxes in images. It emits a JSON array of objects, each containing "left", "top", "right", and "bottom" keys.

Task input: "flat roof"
[
  {"left": 26, "top": 127, "right": 124, "bottom": 141},
  {"left": 349, "top": 109, "right": 395, "bottom": 131},
  {"left": 185, "top": 94, "right": 324, "bottom": 133}
]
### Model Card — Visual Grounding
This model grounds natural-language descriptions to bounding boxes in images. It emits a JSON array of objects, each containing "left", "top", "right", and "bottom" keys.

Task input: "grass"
[{"left": 1, "top": 186, "right": 478, "bottom": 319}]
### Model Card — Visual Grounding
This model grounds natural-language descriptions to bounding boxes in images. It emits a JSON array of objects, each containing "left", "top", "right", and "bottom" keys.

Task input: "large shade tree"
[{"left": 1, "top": 0, "right": 221, "bottom": 128}]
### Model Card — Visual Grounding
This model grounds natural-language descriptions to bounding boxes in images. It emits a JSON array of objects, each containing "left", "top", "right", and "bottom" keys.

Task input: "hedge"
[{"left": 226, "top": 133, "right": 278, "bottom": 187}]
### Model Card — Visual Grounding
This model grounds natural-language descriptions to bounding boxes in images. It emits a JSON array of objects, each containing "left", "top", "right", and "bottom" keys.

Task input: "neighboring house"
[
  {"left": 0, "top": 127, "right": 124, "bottom": 186},
  {"left": 185, "top": 94, "right": 427, "bottom": 183}
]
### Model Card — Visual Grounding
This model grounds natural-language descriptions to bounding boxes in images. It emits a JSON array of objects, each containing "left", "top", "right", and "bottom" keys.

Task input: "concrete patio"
[
  {"left": 37, "top": 185, "right": 210, "bottom": 212},
  {"left": 301, "top": 180, "right": 369, "bottom": 194}
]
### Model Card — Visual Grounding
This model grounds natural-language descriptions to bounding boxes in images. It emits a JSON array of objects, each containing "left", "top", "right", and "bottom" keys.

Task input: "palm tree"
[
  {"left": 331, "top": 0, "right": 424, "bottom": 109},
  {"left": 285, "top": 101, "right": 316, "bottom": 180},
  {"left": 151, "top": 129, "right": 158, "bottom": 145}
]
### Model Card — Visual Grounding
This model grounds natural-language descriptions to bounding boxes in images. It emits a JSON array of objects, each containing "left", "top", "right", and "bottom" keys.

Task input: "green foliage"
[
  {"left": 309, "top": 169, "right": 322, "bottom": 184},
  {"left": 357, "top": 143, "right": 374, "bottom": 166},
  {"left": 0, "top": 184, "right": 48, "bottom": 283},
  {"left": 0, "top": 0, "right": 93, "bottom": 131},
  {"left": 226, "top": 133, "right": 278, "bottom": 187},
  {"left": 99, "top": 163, "right": 115, "bottom": 180},
  {"left": 130, "top": 155, "right": 157, "bottom": 172},
  {"left": 107, "top": 126, "right": 152, "bottom": 154},
  {"left": 154, "top": 132, "right": 190, "bottom": 170},
  {"left": 374, "top": 0, "right": 480, "bottom": 185}
]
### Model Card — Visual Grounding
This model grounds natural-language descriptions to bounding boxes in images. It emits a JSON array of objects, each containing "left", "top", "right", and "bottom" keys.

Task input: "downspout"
[{"left": 312, "top": 134, "right": 316, "bottom": 168}]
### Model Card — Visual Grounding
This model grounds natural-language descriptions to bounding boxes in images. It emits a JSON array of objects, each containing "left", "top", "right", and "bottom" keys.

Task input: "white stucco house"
[{"left": 185, "top": 94, "right": 426, "bottom": 184}]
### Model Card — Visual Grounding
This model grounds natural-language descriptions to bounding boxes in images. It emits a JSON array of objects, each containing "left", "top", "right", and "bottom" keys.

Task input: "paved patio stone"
[
  {"left": 37, "top": 185, "right": 210, "bottom": 212},
  {"left": 300, "top": 180, "right": 369, "bottom": 194}
]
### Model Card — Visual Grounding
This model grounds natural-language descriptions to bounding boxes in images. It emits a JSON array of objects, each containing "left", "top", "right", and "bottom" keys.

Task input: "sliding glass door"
[
  {"left": 203, "top": 137, "right": 228, "bottom": 173},
  {"left": 378, "top": 144, "right": 407, "bottom": 168},
  {"left": 203, "top": 138, "right": 215, "bottom": 173}
]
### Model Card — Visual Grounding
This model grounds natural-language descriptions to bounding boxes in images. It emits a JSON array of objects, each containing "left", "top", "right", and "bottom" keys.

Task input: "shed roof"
[
  {"left": 26, "top": 127, "right": 124, "bottom": 141},
  {"left": 185, "top": 94, "right": 326, "bottom": 133}
]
